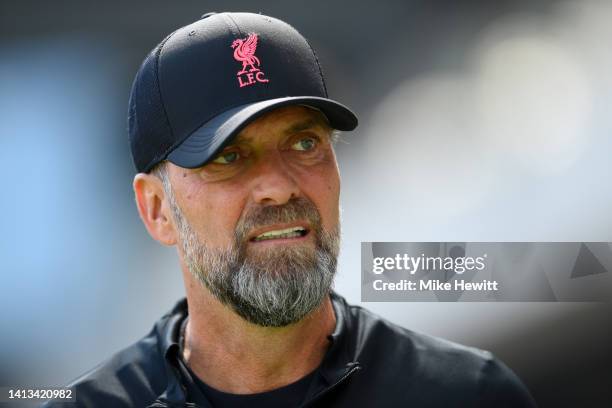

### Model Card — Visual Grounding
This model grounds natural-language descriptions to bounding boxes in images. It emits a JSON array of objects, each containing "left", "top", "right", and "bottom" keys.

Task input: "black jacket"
[{"left": 43, "top": 292, "right": 537, "bottom": 407}]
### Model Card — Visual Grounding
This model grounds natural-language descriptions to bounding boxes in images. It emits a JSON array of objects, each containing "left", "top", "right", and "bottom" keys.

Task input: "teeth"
[{"left": 254, "top": 227, "right": 306, "bottom": 241}]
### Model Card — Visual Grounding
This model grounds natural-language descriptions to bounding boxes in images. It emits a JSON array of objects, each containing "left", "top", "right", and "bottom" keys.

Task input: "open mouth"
[{"left": 250, "top": 226, "right": 309, "bottom": 242}]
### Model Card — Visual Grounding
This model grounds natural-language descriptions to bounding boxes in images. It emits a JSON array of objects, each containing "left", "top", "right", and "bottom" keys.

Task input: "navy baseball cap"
[{"left": 128, "top": 12, "right": 358, "bottom": 173}]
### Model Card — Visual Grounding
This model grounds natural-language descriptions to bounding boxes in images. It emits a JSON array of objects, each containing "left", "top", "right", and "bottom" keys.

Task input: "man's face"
[{"left": 162, "top": 105, "right": 341, "bottom": 327}]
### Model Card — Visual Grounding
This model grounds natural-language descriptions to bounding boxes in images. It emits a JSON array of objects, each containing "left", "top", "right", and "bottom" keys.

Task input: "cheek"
[
  {"left": 216, "top": 195, "right": 247, "bottom": 231},
  {"left": 325, "top": 175, "right": 341, "bottom": 224},
  {"left": 181, "top": 184, "right": 247, "bottom": 244},
  {"left": 297, "top": 165, "right": 341, "bottom": 227}
]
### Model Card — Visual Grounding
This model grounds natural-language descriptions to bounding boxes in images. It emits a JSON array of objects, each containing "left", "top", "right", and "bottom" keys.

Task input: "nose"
[{"left": 249, "top": 151, "right": 300, "bottom": 206}]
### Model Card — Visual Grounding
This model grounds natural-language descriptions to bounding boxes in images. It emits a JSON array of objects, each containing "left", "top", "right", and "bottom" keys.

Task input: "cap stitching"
[
  {"left": 303, "top": 36, "right": 329, "bottom": 98},
  {"left": 224, "top": 13, "right": 244, "bottom": 37},
  {"left": 144, "top": 29, "right": 180, "bottom": 172},
  {"left": 143, "top": 16, "right": 245, "bottom": 172}
]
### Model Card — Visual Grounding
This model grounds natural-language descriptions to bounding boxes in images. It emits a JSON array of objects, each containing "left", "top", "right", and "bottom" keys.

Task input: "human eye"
[
  {"left": 211, "top": 150, "right": 240, "bottom": 164},
  {"left": 291, "top": 136, "right": 318, "bottom": 152}
]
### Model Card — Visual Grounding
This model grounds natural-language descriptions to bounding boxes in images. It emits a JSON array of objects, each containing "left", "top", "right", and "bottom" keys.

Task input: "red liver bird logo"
[
  {"left": 232, "top": 33, "right": 261, "bottom": 74},
  {"left": 231, "top": 33, "right": 269, "bottom": 87}
]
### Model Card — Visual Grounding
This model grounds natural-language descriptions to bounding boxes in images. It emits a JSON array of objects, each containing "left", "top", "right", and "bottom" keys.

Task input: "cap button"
[{"left": 200, "top": 12, "right": 217, "bottom": 19}]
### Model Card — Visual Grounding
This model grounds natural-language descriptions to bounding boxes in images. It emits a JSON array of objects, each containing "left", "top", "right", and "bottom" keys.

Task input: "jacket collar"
[
  {"left": 148, "top": 298, "right": 190, "bottom": 407},
  {"left": 301, "top": 291, "right": 362, "bottom": 407},
  {"left": 148, "top": 292, "right": 361, "bottom": 407}
]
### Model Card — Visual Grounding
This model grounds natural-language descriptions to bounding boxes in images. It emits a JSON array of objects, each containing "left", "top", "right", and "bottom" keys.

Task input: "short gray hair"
[{"left": 149, "top": 160, "right": 170, "bottom": 188}]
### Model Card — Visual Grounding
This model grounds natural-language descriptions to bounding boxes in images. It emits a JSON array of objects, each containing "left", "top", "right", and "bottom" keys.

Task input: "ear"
[{"left": 133, "top": 173, "right": 178, "bottom": 246}]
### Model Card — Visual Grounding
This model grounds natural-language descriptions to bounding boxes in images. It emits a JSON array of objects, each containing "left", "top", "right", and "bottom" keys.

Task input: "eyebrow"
[{"left": 282, "top": 119, "right": 322, "bottom": 135}]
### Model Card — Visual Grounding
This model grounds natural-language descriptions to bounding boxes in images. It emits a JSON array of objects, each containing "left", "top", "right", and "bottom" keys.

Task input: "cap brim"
[{"left": 166, "top": 96, "right": 358, "bottom": 169}]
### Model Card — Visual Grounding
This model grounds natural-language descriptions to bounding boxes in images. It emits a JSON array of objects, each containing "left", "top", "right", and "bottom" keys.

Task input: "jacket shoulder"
[
  {"left": 42, "top": 325, "right": 169, "bottom": 407},
  {"left": 347, "top": 303, "right": 491, "bottom": 374},
  {"left": 344, "top": 303, "right": 536, "bottom": 407}
]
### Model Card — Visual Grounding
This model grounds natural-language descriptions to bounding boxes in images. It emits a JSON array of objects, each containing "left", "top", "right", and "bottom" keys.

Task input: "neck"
[{"left": 180, "top": 269, "right": 336, "bottom": 394}]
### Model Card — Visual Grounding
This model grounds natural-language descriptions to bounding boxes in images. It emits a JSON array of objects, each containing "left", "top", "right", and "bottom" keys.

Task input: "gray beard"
[{"left": 166, "top": 188, "right": 339, "bottom": 327}]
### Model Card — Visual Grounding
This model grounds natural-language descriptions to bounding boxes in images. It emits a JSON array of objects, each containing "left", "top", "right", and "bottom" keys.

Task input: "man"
[{"left": 44, "top": 12, "right": 537, "bottom": 407}]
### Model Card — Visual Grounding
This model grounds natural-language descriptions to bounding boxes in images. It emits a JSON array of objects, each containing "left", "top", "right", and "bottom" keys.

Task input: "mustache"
[{"left": 234, "top": 197, "right": 322, "bottom": 243}]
